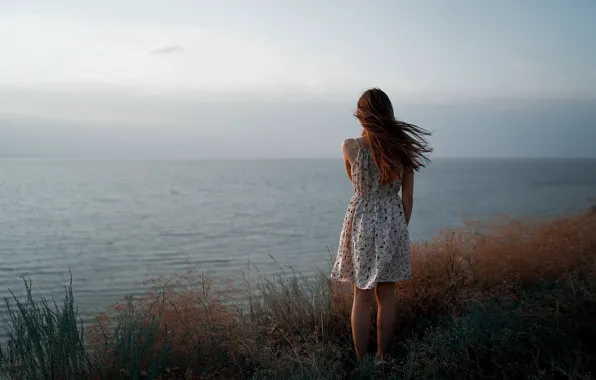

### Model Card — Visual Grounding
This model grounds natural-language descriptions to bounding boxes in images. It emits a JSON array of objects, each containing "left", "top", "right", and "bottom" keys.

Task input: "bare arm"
[
  {"left": 344, "top": 157, "right": 352, "bottom": 181},
  {"left": 401, "top": 170, "right": 414, "bottom": 225},
  {"left": 341, "top": 139, "right": 359, "bottom": 181}
]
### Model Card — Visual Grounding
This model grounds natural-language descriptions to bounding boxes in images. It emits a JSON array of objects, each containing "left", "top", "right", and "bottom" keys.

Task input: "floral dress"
[{"left": 331, "top": 143, "right": 411, "bottom": 289}]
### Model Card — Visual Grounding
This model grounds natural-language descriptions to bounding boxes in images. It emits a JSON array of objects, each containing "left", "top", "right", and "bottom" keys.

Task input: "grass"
[
  {"left": 0, "top": 277, "right": 90, "bottom": 379},
  {"left": 1, "top": 208, "right": 596, "bottom": 379}
]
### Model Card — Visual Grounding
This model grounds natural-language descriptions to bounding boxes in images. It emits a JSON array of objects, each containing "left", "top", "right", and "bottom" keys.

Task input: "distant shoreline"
[{"left": 0, "top": 154, "right": 79, "bottom": 158}]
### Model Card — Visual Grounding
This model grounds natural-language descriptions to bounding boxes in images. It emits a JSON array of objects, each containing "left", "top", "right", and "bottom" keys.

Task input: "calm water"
[{"left": 1, "top": 158, "right": 595, "bottom": 324}]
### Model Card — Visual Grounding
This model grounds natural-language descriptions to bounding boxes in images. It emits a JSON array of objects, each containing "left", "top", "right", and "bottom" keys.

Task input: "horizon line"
[{"left": 2, "top": 156, "right": 595, "bottom": 161}]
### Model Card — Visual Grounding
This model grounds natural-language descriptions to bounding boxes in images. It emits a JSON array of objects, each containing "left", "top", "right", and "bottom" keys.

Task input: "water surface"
[{"left": 1, "top": 158, "right": 594, "bottom": 323}]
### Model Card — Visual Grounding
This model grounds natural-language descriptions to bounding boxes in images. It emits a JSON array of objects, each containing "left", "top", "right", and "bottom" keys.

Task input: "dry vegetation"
[{"left": 2, "top": 208, "right": 596, "bottom": 379}]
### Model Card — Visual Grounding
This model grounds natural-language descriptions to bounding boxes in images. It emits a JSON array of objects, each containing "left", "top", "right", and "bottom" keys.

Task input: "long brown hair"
[{"left": 355, "top": 88, "right": 432, "bottom": 184}]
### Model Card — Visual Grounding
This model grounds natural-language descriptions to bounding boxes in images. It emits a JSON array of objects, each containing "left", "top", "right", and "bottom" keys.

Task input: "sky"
[{"left": 1, "top": 0, "right": 595, "bottom": 159}]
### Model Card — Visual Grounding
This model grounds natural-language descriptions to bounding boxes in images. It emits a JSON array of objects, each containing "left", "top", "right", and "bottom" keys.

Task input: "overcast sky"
[{"left": 1, "top": 0, "right": 595, "bottom": 159}]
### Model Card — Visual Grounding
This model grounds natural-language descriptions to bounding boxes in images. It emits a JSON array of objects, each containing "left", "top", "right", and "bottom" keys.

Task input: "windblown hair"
[{"left": 355, "top": 88, "right": 432, "bottom": 184}]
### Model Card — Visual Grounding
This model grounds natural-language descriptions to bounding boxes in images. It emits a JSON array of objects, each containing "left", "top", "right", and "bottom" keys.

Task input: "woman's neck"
[{"left": 357, "top": 135, "right": 371, "bottom": 149}]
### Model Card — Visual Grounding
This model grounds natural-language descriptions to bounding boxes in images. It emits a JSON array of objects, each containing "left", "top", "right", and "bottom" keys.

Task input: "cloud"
[{"left": 150, "top": 45, "right": 185, "bottom": 55}]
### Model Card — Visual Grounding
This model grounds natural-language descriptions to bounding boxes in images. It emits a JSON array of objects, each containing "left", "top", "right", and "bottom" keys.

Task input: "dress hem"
[{"left": 330, "top": 275, "right": 411, "bottom": 290}]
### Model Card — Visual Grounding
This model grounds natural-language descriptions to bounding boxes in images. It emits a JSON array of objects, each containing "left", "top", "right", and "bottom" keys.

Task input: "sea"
[{"left": 1, "top": 158, "right": 595, "bottom": 328}]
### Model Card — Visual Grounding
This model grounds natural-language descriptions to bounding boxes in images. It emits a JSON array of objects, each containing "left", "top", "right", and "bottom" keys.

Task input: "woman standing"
[{"left": 331, "top": 88, "right": 432, "bottom": 360}]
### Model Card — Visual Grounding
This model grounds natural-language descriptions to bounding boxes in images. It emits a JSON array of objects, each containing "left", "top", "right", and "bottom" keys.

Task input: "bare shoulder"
[
  {"left": 341, "top": 138, "right": 358, "bottom": 151},
  {"left": 341, "top": 138, "right": 360, "bottom": 163}
]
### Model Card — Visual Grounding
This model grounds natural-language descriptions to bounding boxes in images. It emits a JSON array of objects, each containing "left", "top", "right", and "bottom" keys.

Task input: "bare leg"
[
  {"left": 375, "top": 282, "right": 397, "bottom": 359},
  {"left": 351, "top": 285, "right": 374, "bottom": 358}
]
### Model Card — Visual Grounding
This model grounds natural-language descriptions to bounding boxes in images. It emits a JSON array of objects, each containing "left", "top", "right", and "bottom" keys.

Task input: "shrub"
[{"left": 1, "top": 209, "right": 595, "bottom": 379}]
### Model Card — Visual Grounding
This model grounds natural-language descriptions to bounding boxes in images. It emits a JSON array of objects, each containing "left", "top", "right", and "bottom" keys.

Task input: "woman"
[{"left": 331, "top": 88, "right": 432, "bottom": 361}]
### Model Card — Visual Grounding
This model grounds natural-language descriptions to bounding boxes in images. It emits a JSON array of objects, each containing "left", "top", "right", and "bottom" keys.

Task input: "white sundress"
[{"left": 330, "top": 141, "right": 411, "bottom": 289}]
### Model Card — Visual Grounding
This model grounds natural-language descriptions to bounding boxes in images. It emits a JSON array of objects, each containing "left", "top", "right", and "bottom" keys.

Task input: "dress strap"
[{"left": 355, "top": 138, "right": 362, "bottom": 149}]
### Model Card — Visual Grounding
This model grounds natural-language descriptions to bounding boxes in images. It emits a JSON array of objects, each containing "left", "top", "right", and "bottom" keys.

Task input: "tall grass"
[
  {"left": 1, "top": 209, "right": 596, "bottom": 379},
  {"left": 0, "top": 276, "right": 90, "bottom": 380}
]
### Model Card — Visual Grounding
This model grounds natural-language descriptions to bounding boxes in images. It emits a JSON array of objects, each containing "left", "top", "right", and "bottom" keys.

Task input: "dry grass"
[
  {"left": 2, "top": 209, "right": 596, "bottom": 379},
  {"left": 398, "top": 211, "right": 596, "bottom": 323}
]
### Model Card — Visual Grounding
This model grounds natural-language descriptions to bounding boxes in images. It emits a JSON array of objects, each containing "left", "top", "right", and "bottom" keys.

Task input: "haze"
[{"left": 1, "top": 0, "right": 595, "bottom": 159}]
